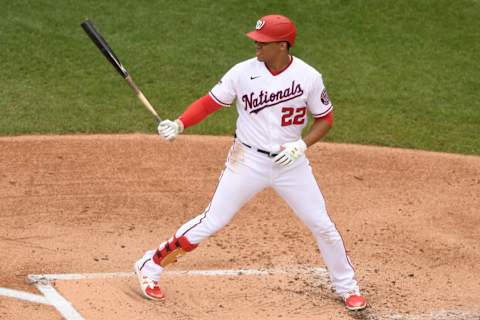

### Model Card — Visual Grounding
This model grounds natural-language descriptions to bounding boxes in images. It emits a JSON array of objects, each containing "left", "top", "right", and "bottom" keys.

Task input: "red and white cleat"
[
  {"left": 134, "top": 255, "right": 165, "bottom": 301},
  {"left": 343, "top": 291, "right": 367, "bottom": 311}
]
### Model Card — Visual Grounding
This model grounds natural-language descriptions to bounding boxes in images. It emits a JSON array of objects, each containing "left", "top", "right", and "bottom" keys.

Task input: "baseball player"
[{"left": 134, "top": 14, "right": 367, "bottom": 311}]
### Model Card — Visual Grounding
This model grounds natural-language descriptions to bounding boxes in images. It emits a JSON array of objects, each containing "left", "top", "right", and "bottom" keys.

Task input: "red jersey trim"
[
  {"left": 316, "top": 111, "right": 333, "bottom": 127},
  {"left": 208, "top": 91, "right": 231, "bottom": 107},
  {"left": 312, "top": 105, "right": 333, "bottom": 118}
]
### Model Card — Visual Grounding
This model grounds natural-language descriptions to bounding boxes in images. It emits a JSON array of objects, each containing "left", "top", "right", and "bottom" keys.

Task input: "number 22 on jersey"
[{"left": 281, "top": 107, "right": 307, "bottom": 126}]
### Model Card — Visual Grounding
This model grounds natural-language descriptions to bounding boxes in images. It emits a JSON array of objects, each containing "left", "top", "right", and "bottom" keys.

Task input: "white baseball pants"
[{"left": 173, "top": 140, "right": 359, "bottom": 296}]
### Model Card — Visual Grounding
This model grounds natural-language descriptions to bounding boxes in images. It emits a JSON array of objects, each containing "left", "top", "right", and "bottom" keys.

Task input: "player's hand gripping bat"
[{"left": 81, "top": 19, "right": 162, "bottom": 122}]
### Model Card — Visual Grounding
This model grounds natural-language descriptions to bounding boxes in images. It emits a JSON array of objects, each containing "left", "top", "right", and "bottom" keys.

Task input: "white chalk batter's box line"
[
  {"left": 1, "top": 266, "right": 328, "bottom": 320},
  {"left": 0, "top": 266, "right": 477, "bottom": 320}
]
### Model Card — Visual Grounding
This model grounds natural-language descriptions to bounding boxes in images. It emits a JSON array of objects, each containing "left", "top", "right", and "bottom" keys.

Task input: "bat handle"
[{"left": 125, "top": 75, "right": 162, "bottom": 122}]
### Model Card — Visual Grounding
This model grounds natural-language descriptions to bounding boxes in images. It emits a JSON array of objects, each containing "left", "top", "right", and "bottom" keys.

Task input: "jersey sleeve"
[
  {"left": 208, "top": 65, "right": 238, "bottom": 107},
  {"left": 307, "top": 73, "right": 333, "bottom": 118}
]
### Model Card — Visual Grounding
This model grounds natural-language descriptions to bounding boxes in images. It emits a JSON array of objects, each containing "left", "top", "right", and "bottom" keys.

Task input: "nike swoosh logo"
[{"left": 250, "top": 76, "right": 261, "bottom": 80}]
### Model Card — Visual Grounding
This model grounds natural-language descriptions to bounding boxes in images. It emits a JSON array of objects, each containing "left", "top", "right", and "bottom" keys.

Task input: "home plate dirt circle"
[{"left": 0, "top": 134, "right": 479, "bottom": 319}]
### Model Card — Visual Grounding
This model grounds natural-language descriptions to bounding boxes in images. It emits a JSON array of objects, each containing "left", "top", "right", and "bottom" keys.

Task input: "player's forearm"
[
  {"left": 178, "top": 95, "right": 222, "bottom": 129},
  {"left": 303, "top": 116, "right": 332, "bottom": 147}
]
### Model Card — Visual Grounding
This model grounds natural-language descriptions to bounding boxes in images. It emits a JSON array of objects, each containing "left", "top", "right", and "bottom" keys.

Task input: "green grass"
[{"left": 0, "top": 0, "right": 479, "bottom": 154}]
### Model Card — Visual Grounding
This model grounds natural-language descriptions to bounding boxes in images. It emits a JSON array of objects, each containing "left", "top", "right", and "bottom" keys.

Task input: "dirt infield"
[{"left": 1, "top": 134, "right": 479, "bottom": 320}]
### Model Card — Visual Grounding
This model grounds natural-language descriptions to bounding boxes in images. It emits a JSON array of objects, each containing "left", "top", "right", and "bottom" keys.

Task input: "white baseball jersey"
[{"left": 209, "top": 56, "right": 333, "bottom": 151}]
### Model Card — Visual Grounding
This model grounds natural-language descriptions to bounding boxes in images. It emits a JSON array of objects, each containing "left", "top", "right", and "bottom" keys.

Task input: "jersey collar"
[{"left": 265, "top": 55, "right": 294, "bottom": 76}]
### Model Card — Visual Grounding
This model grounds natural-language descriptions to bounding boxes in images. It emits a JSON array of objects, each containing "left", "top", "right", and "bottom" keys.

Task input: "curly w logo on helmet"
[{"left": 256, "top": 20, "right": 265, "bottom": 30}]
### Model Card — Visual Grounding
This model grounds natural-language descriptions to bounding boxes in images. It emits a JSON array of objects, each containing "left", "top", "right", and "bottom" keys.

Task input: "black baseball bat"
[{"left": 80, "top": 19, "right": 161, "bottom": 122}]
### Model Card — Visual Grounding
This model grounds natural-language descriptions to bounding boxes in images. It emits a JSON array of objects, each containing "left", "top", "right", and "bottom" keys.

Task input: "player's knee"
[
  {"left": 311, "top": 221, "right": 341, "bottom": 242},
  {"left": 152, "top": 235, "right": 198, "bottom": 267}
]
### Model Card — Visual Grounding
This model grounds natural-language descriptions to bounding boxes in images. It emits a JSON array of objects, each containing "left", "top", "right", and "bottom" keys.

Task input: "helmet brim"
[{"left": 245, "top": 31, "right": 278, "bottom": 43}]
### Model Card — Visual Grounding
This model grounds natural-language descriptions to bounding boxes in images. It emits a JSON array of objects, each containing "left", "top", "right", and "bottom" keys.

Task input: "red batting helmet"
[{"left": 246, "top": 15, "right": 297, "bottom": 47}]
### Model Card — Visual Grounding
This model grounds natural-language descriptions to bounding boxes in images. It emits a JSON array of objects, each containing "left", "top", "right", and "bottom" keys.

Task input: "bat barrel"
[{"left": 81, "top": 19, "right": 129, "bottom": 78}]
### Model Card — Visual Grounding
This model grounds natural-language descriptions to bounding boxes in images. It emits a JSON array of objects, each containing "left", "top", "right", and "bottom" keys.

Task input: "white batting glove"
[
  {"left": 274, "top": 139, "right": 307, "bottom": 167},
  {"left": 157, "top": 119, "right": 184, "bottom": 141}
]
